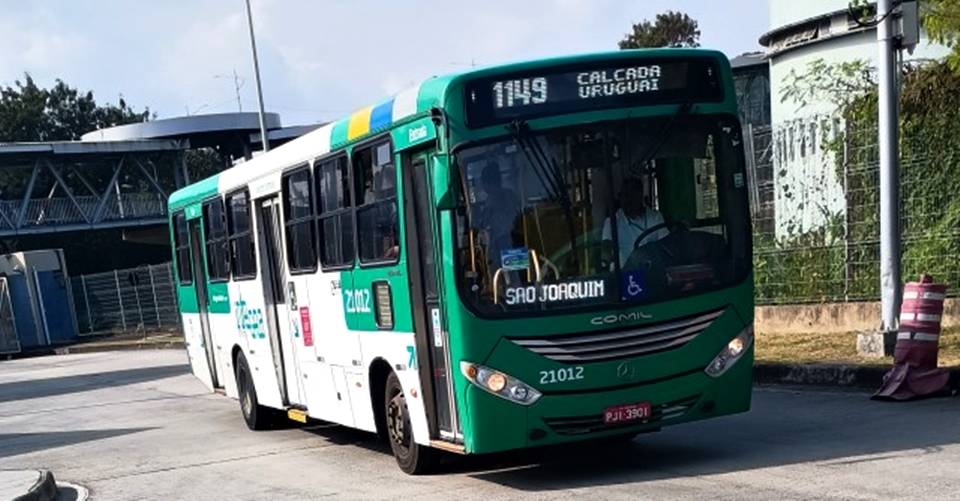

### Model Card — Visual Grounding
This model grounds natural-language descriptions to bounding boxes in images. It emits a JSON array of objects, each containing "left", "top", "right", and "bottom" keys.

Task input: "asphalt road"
[{"left": 1, "top": 350, "right": 959, "bottom": 500}]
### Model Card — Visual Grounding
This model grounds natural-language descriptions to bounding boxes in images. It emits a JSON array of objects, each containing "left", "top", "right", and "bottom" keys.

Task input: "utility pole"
[
  {"left": 877, "top": 0, "right": 901, "bottom": 336},
  {"left": 233, "top": 69, "right": 243, "bottom": 112},
  {"left": 216, "top": 71, "right": 245, "bottom": 112},
  {"left": 245, "top": 0, "right": 270, "bottom": 152}
]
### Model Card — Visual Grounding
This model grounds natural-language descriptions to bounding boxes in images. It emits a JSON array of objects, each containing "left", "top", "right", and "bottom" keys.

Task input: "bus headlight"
[
  {"left": 460, "top": 362, "right": 541, "bottom": 405},
  {"left": 705, "top": 325, "right": 754, "bottom": 378}
]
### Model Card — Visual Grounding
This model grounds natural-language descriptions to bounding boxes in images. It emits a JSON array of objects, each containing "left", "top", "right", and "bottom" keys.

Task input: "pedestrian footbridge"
[{"left": 0, "top": 140, "right": 187, "bottom": 237}]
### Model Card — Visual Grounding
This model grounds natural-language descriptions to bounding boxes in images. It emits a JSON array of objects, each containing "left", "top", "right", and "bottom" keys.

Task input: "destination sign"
[{"left": 464, "top": 58, "right": 723, "bottom": 128}]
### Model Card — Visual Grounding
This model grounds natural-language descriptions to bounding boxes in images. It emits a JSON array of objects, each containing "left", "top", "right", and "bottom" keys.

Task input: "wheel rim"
[{"left": 386, "top": 391, "right": 410, "bottom": 452}]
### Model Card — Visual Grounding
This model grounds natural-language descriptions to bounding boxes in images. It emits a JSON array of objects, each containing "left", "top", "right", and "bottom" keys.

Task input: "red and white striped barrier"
[{"left": 875, "top": 275, "right": 950, "bottom": 400}]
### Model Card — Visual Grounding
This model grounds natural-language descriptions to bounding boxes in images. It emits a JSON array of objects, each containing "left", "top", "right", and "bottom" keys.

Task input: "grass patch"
[{"left": 756, "top": 327, "right": 960, "bottom": 367}]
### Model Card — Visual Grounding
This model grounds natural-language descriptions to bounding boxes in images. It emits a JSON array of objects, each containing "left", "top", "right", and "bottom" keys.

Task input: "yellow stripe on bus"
[{"left": 347, "top": 106, "right": 373, "bottom": 140}]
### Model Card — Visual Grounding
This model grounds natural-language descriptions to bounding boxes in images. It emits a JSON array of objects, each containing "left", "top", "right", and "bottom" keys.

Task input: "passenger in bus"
[
  {"left": 602, "top": 176, "right": 668, "bottom": 268},
  {"left": 475, "top": 162, "right": 522, "bottom": 268}
]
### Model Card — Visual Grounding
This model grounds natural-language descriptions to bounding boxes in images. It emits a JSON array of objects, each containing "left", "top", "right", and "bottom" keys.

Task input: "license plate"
[{"left": 603, "top": 402, "right": 652, "bottom": 425}]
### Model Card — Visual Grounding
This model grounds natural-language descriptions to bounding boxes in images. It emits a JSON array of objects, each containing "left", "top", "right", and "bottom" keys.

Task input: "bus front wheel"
[
  {"left": 235, "top": 353, "right": 277, "bottom": 431},
  {"left": 384, "top": 372, "right": 437, "bottom": 474}
]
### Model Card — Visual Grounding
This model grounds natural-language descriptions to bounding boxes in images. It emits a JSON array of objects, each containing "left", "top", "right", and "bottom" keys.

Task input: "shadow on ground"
[
  {"left": 299, "top": 387, "right": 960, "bottom": 491},
  {"left": 0, "top": 365, "right": 188, "bottom": 404},
  {"left": 0, "top": 428, "right": 156, "bottom": 459}
]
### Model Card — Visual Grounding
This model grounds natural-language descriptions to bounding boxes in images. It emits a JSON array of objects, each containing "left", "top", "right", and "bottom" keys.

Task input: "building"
[
  {"left": 731, "top": 51, "right": 771, "bottom": 129},
  {"left": 759, "top": 0, "right": 948, "bottom": 239}
]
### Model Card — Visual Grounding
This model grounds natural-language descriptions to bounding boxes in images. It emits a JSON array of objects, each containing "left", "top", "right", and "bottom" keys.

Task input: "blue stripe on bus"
[{"left": 369, "top": 99, "right": 394, "bottom": 131}]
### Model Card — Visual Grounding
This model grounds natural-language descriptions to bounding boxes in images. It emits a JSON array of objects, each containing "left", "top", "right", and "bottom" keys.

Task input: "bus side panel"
[
  {"left": 206, "top": 282, "right": 236, "bottom": 397},
  {"left": 207, "top": 308, "right": 240, "bottom": 399},
  {"left": 231, "top": 277, "right": 285, "bottom": 410},
  {"left": 302, "top": 271, "right": 357, "bottom": 426},
  {"left": 357, "top": 330, "right": 430, "bottom": 443},
  {"left": 180, "top": 311, "right": 214, "bottom": 390},
  {"left": 349, "top": 249, "right": 429, "bottom": 444}
]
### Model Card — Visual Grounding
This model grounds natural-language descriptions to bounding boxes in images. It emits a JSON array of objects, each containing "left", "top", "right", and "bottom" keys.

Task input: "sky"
[{"left": 0, "top": 1, "right": 769, "bottom": 127}]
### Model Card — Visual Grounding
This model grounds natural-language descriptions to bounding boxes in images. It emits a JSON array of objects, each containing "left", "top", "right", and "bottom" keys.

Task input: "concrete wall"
[{"left": 756, "top": 299, "right": 960, "bottom": 334}]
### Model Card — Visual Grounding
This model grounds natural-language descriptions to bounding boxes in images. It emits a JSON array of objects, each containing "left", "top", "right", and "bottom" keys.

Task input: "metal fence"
[
  {"left": 71, "top": 262, "right": 180, "bottom": 335},
  {"left": 746, "top": 116, "right": 960, "bottom": 305}
]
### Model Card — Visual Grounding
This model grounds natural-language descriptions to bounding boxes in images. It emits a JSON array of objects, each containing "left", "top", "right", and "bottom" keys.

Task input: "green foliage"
[
  {"left": 779, "top": 59, "right": 876, "bottom": 112},
  {"left": 186, "top": 148, "right": 228, "bottom": 182},
  {"left": 758, "top": 58, "right": 960, "bottom": 303},
  {"left": 618, "top": 11, "right": 700, "bottom": 49},
  {"left": 922, "top": 0, "right": 960, "bottom": 73},
  {"left": 0, "top": 74, "right": 150, "bottom": 142}
]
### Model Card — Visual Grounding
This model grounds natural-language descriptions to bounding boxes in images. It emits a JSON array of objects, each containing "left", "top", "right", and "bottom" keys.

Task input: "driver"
[
  {"left": 475, "top": 162, "right": 522, "bottom": 265},
  {"left": 602, "top": 177, "right": 668, "bottom": 268}
]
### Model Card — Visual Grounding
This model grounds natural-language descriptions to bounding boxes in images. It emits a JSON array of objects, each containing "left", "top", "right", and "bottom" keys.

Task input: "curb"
[
  {"left": 57, "top": 340, "right": 185, "bottom": 354},
  {"left": 12, "top": 470, "right": 57, "bottom": 501},
  {"left": 7, "top": 338, "right": 186, "bottom": 359},
  {"left": 755, "top": 362, "right": 960, "bottom": 389}
]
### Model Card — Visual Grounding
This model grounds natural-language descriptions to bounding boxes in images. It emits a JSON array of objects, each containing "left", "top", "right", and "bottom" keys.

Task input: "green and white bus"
[{"left": 168, "top": 49, "right": 754, "bottom": 474}]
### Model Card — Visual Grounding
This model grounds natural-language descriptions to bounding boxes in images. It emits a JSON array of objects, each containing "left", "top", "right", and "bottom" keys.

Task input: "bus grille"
[
  {"left": 510, "top": 308, "right": 725, "bottom": 363},
  {"left": 542, "top": 395, "right": 700, "bottom": 436}
]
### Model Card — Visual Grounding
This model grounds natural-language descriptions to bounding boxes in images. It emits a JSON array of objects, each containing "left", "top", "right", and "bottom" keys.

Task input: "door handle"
[{"left": 287, "top": 281, "right": 297, "bottom": 310}]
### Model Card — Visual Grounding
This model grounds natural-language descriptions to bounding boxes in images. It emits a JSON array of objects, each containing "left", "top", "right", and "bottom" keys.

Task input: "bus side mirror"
[{"left": 432, "top": 155, "right": 458, "bottom": 210}]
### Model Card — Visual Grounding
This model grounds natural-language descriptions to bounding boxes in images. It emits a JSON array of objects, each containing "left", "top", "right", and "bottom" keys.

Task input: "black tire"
[
  {"left": 235, "top": 353, "right": 278, "bottom": 431},
  {"left": 384, "top": 372, "right": 438, "bottom": 475}
]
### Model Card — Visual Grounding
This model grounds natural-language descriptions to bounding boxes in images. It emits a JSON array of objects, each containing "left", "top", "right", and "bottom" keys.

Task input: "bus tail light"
[
  {"left": 705, "top": 325, "right": 754, "bottom": 378},
  {"left": 460, "top": 362, "right": 541, "bottom": 405}
]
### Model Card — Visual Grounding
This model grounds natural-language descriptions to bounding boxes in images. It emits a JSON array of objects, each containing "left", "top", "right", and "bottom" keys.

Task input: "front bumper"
[{"left": 461, "top": 346, "right": 753, "bottom": 454}]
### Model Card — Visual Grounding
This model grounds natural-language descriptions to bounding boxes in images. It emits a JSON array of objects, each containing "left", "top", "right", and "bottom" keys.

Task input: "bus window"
[
  {"left": 454, "top": 116, "right": 749, "bottom": 315},
  {"left": 202, "top": 197, "right": 231, "bottom": 282},
  {"left": 282, "top": 167, "right": 317, "bottom": 273},
  {"left": 354, "top": 141, "right": 398, "bottom": 263},
  {"left": 173, "top": 212, "right": 192, "bottom": 285},
  {"left": 226, "top": 190, "right": 257, "bottom": 279},
  {"left": 316, "top": 155, "right": 355, "bottom": 268}
]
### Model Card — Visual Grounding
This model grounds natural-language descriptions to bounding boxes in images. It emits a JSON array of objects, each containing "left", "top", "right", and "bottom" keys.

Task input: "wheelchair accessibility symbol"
[{"left": 620, "top": 271, "right": 646, "bottom": 300}]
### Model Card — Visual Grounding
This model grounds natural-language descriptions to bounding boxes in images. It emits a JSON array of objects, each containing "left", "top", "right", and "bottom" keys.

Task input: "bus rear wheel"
[
  {"left": 236, "top": 353, "right": 277, "bottom": 430},
  {"left": 384, "top": 372, "right": 437, "bottom": 475}
]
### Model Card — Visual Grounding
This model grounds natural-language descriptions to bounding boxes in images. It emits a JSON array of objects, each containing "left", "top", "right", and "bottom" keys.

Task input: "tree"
[
  {"left": 922, "top": 0, "right": 960, "bottom": 72},
  {"left": 618, "top": 11, "right": 701, "bottom": 49},
  {"left": 0, "top": 74, "right": 150, "bottom": 142}
]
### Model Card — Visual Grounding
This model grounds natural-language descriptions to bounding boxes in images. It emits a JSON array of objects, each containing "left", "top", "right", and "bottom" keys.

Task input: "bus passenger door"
[
  {"left": 404, "top": 153, "right": 460, "bottom": 441},
  {"left": 255, "top": 196, "right": 306, "bottom": 407},
  {"left": 187, "top": 218, "right": 221, "bottom": 390}
]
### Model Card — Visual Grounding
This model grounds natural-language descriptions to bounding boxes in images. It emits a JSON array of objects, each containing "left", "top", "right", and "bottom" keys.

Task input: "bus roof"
[{"left": 169, "top": 48, "right": 729, "bottom": 209}]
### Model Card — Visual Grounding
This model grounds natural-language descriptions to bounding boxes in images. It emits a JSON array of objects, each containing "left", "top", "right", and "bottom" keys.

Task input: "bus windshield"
[{"left": 454, "top": 115, "right": 750, "bottom": 316}]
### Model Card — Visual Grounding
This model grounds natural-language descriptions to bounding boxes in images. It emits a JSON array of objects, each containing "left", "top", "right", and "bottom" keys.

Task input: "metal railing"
[
  {"left": 0, "top": 193, "right": 168, "bottom": 232},
  {"left": 71, "top": 262, "right": 180, "bottom": 335}
]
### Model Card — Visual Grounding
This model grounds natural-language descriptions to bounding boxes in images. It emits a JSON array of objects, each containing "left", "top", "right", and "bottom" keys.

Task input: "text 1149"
[{"left": 492, "top": 78, "right": 548, "bottom": 109}]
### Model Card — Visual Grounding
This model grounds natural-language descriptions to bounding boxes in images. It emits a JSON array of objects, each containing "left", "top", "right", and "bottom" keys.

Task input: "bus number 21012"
[
  {"left": 540, "top": 367, "right": 584, "bottom": 384},
  {"left": 345, "top": 288, "right": 372, "bottom": 314}
]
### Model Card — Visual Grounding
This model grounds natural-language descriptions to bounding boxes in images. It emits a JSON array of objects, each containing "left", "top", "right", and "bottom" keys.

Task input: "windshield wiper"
[
  {"left": 635, "top": 101, "right": 694, "bottom": 169},
  {"left": 507, "top": 120, "right": 580, "bottom": 272}
]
